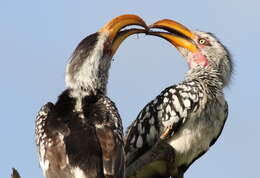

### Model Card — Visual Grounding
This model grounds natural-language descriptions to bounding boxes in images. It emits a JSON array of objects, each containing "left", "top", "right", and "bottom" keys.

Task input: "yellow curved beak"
[
  {"left": 148, "top": 19, "right": 198, "bottom": 53},
  {"left": 99, "top": 14, "right": 148, "bottom": 55},
  {"left": 111, "top": 28, "right": 147, "bottom": 56}
]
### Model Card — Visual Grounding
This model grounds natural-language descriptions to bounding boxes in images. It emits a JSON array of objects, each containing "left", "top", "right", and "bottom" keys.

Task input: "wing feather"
[
  {"left": 89, "top": 96, "right": 125, "bottom": 178},
  {"left": 125, "top": 80, "right": 205, "bottom": 166}
]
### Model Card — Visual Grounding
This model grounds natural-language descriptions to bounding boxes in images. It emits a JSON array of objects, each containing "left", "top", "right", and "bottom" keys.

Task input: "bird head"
[
  {"left": 148, "top": 19, "right": 233, "bottom": 86},
  {"left": 66, "top": 14, "right": 147, "bottom": 94}
]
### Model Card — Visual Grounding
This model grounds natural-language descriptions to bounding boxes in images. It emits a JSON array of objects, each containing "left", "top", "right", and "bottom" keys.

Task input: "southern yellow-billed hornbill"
[
  {"left": 35, "top": 14, "right": 147, "bottom": 178},
  {"left": 125, "top": 19, "right": 233, "bottom": 178}
]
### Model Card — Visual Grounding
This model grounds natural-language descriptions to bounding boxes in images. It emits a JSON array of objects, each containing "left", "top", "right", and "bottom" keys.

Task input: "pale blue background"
[{"left": 1, "top": 1, "right": 259, "bottom": 178}]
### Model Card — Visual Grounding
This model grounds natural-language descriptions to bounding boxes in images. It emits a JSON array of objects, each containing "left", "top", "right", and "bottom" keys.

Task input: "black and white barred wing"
[
  {"left": 35, "top": 102, "right": 105, "bottom": 178},
  {"left": 125, "top": 80, "right": 205, "bottom": 165},
  {"left": 93, "top": 96, "right": 125, "bottom": 178},
  {"left": 35, "top": 102, "right": 55, "bottom": 171},
  {"left": 35, "top": 102, "right": 77, "bottom": 178}
]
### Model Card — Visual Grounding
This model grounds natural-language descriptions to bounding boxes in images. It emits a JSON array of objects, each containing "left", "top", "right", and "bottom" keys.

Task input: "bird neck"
[
  {"left": 69, "top": 88, "right": 102, "bottom": 114},
  {"left": 65, "top": 33, "right": 111, "bottom": 97},
  {"left": 185, "top": 66, "right": 224, "bottom": 97}
]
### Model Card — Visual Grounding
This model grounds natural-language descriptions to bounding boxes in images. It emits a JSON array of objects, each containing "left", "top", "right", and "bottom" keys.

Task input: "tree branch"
[{"left": 11, "top": 168, "right": 21, "bottom": 178}]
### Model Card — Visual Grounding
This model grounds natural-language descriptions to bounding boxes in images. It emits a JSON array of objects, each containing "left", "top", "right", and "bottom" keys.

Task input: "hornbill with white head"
[
  {"left": 125, "top": 19, "right": 233, "bottom": 178},
  {"left": 35, "top": 14, "right": 147, "bottom": 178}
]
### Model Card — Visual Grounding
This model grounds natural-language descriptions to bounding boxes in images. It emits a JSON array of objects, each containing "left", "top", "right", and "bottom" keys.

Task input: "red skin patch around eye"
[
  {"left": 198, "top": 44, "right": 206, "bottom": 48},
  {"left": 188, "top": 52, "right": 208, "bottom": 68}
]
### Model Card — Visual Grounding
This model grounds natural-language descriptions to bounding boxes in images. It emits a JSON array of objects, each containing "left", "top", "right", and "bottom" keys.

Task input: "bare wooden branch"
[{"left": 11, "top": 168, "right": 21, "bottom": 178}]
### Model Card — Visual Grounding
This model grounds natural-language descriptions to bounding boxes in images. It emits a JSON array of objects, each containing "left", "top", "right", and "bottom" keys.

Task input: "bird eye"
[
  {"left": 198, "top": 38, "right": 211, "bottom": 46},
  {"left": 198, "top": 38, "right": 206, "bottom": 45}
]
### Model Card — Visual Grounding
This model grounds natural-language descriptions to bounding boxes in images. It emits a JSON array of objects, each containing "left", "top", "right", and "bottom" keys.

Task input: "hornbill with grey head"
[
  {"left": 35, "top": 14, "right": 147, "bottom": 178},
  {"left": 125, "top": 19, "right": 233, "bottom": 178}
]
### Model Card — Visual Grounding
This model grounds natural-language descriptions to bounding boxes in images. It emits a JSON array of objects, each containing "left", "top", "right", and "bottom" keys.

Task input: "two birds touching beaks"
[{"left": 35, "top": 14, "right": 233, "bottom": 178}]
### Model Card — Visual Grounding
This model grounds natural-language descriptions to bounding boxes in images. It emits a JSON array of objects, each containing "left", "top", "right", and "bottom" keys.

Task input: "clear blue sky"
[{"left": 1, "top": 1, "right": 259, "bottom": 178}]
